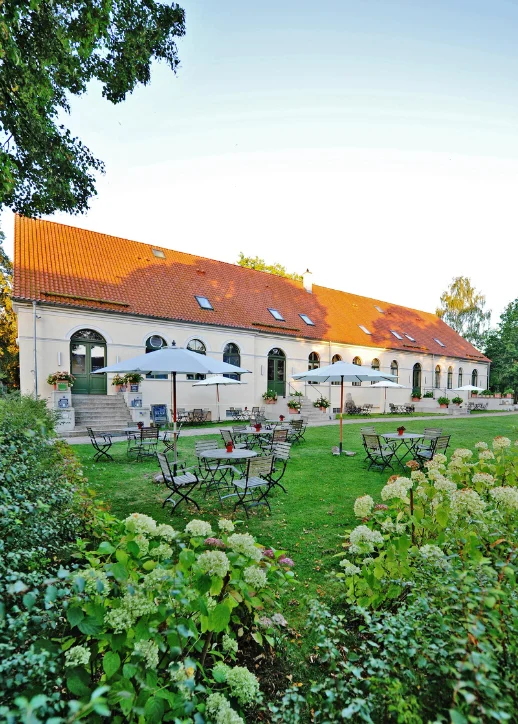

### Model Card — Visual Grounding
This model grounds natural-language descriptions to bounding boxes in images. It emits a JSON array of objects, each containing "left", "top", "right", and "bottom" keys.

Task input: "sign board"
[{"left": 151, "top": 404, "right": 168, "bottom": 423}]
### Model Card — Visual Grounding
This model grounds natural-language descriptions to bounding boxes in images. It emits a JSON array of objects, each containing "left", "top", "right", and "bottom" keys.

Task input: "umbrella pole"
[
  {"left": 172, "top": 371, "right": 178, "bottom": 474},
  {"left": 217, "top": 384, "right": 220, "bottom": 422},
  {"left": 339, "top": 375, "right": 344, "bottom": 454}
]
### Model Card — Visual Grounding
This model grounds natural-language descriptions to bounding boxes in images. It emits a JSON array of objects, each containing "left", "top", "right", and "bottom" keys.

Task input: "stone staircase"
[
  {"left": 68, "top": 394, "right": 133, "bottom": 436},
  {"left": 299, "top": 394, "right": 330, "bottom": 423}
]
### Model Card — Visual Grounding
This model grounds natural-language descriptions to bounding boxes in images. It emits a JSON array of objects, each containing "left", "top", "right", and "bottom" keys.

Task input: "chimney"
[{"left": 302, "top": 269, "right": 313, "bottom": 293}]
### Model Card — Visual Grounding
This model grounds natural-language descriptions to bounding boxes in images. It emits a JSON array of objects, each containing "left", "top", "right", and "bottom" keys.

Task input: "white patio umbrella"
[
  {"left": 370, "top": 380, "right": 409, "bottom": 414},
  {"left": 192, "top": 375, "right": 247, "bottom": 421},
  {"left": 453, "top": 384, "right": 485, "bottom": 398},
  {"left": 292, "top": 361, "right": 396, "bottom": 454},
  {"left": 94, "top": 342, "right": 250, "bottom": 466}
]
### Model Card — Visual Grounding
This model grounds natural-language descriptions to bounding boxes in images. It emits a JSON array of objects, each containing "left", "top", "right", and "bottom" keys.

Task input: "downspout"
[{"left": 33, "top": 301, "right": 38, "bottom": 398}]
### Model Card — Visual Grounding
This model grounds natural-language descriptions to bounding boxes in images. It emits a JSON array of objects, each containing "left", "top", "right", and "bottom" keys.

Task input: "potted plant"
[
  {"left": 262, "top": 390, "right": 278, "bottom": 404},
  {"left": 397, "top": 425, "right": 406, "bottom": 436},
  {"left": 452, "top": 396, "right": 463, "bottom": 406},
  {"left": 287, "top": 396, "right": 302, "bottom": 413},
  {"left": 437, "top": 396, "right": 450, "bottom": 409},
  {"left": 124, "top": 372, "right": 144, "bottom": 392},
  {"left": 46, "top": 371, "right": 75, "bottom": 390},
  {"left": 422, "top": 391, "right": 434, "bottom": 399},
  {"left": 112, "top": 373, "right": 127, "bottom": 392},
  {"left": 480, "top": 389, "right": 492, "bottom": 397},
  {"left": 313, "top": 396, "right": 331, "bottom": 412},
  {"left": 411, "top": 388, "right": 422, "bottom": 402},
  {"left": 504, "top": 388, "right": 514, "bottom": 399}
]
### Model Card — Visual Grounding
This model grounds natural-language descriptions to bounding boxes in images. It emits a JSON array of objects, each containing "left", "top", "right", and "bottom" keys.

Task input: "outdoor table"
[
  {"left": 381, "top": 432, "right": 423, "bottom": 466},
  {"left": 199, "top": 448, "right": 258, "bottom": 461}
]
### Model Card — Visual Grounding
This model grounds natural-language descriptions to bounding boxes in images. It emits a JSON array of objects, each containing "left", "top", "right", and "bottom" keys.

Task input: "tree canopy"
[
  {"left": 436, "top": 276, "right": 490, "bottom": 348},
  {"left": 484, "top": 300, "right": 518, "bottom": 395},
  {"left": 0, "top": 228, "right": 19, "bottom": 388},
  {"left": 0, "top": 0, "right": 185, "bottom": 217},
  {"left": 237, "top": 253, "right": 302, "bottom": 282}
]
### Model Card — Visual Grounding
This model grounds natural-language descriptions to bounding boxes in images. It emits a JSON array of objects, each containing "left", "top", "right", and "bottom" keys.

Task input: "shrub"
[
  {"left": 411, "top": 388, "right": 422, "bottom": 399},
  {"left": 437, "top": 396, "right": 450, "bottom": 405},
  {"left": 262, "top": 390, "right": 277, "bottom": 402},
  {"left": 422, "top": 390, "right": 434, "bottom": 398},
  {"left": 452, "top": 396, "right": 463, "bottom": 404},
  {"left": 313, "top": 397, "right": 330, "bottom": 409}
]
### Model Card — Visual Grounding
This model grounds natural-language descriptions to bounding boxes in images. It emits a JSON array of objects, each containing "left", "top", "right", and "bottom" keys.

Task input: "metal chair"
[
  {"left": 345, "top": 401, "right": 362, "bottom": 415},
  {"left": 162, "top": 423, "right": 183, "bottom": 455},
  {"left": 413, "top": 428, "right": 443, "bottom": 455},
  {"left": 362, "top": 434, "right": 396, "bottom": 472},
  {"left": 87, "top": 427, "right": 113, "bottom": 462},
  {"left": 287, "top": 419, "right": 306, "bottom": 443},
  {"left": 260, "top": 427, "right": 288, "bottom": 452},
  {"left": 223, "top": 455, "right": 275, "bottom": 517},
  {"left": 156, "top": 452, "right": 200, "bottom": 512},
  {"left": 220, "top": 428, "right": 248, "bottom": 450},
  {"left": 194, "top": 440, "right": 239, "bottom": 499},
  {"left": 127, "top": 427, "right": 160, "bottom": 461},
  {"left": 414, "top": 435, "right": 451, "bottom": 466},
  {"left": 268, "top": 441, "right": 292, "bottom": 493}
]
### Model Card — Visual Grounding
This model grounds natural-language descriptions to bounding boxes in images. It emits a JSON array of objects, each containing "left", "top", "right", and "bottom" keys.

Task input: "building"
[{"left": 13, "top": 215, "right": 490, "bottom": 429}]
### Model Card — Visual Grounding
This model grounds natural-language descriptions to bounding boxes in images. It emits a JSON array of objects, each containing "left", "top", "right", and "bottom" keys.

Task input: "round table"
[
  {"left": 199, "top": 448, "right": 257, "bottom": 461},
  {"left": 381, "top": 432, "right": 423, "bottom": 466},
  {"left": 243, "top": 426, "right": 273, "bottom": 435}
]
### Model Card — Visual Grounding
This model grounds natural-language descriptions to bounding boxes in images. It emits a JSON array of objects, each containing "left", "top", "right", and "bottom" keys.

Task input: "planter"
[
  {"left": 264, "top": 399, "right": 276, "bottom": 404},
  {"left": 412, "top": 397, "right": 420, "bottom": 402},
  {"left": 288, "top": 407, "right": 299, "bottom": 414},
  {"left": 439, "top": 404, "right": 448, "bottom": 409},
  {"left": 506, "top": 394, "right": 513, "bottom": 399},
  {"left": 495, "top": 393, "right": 501, "bottom": 398},
  {"left": 319, "top": 406, "right": 327, "bottom": 412}
]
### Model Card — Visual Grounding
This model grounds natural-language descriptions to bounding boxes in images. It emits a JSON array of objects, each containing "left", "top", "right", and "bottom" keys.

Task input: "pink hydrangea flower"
[
  {"left": 278, "top": 556, "right": 295, "bottom": 567},
  {"left": 204, "top": 537, "right": 226, "bottom": 548},
  {"left": 262, "top": 548, "right": 275, "bottom": 558},
  {"left": 374, "top": 504, "right": 389, "bottom": 511}
]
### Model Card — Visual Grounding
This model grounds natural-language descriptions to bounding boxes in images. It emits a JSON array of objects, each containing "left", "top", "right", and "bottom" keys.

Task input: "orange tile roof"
[{"left": 13, "top": 215, "right": 489, "bottom": 363}]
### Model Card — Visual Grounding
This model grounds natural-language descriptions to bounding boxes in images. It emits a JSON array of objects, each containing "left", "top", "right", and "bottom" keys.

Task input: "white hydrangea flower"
[
  {"left": 479, "top": 449, "right": 495, "bottom": 461},
  {"left": 124, "top": 513, "right": 157, "bottom": 536},
  {"left": 271, "top": 612, "right": 288, "bottom": 626},
  {"left": 452, "top": 448, "right": 473, "bottom": 460},
  {"left": 490, "top": 486, "right": 518, "bottom": 510},
  {"left": 411, "top": 470, "right": 427, "bottom": 484},
  {"left": 64, "top": 645, "right": 90, "bottom": 668},
  {"left": 105, "top": 592, "right": 157, "bottom": 633},
  {"left": 76, "top": 568, "right": 111, "bottom": 596},
  {"left": 243, "top": 565, "right": 268, "bottom": 589},
  {"left": 206, "top": 693, "right": 244, "bottom": 724},
  {"left": 152, "top": 543, "right": 174, "bottom": 559},
  {"left": 475, "top": 441, "right": 488, "bottom": 450},
  {"left": 472, "top": 473, "right": 495, "bottom": 487},
  {"left": 433, "top": 453, "right": 447, "bottom": 465},
  {"left": 418, "top": 544, "right": 447, "bottom": 568},
  {"left": 433, "top": 477, "right": 457, "bottom": 494},
  {"left": 205, "top": 594, "right": 217, "bottom": 612},
  {"left": 381, "top": 477, "right": 412, "bottom": 501},
  {"left": 222, "top": 633, "right": 239, "bottom": 654},
  {"left": 213, "top": 663, "right": 260, "bottom": 706},
  {"left": 353, "top": 495, "right": 374, "bottom": 518},
  {"left": 218, "top": 519, "right": 235, "bottom": 533},
  {"left": 349, "top": 525, "right": 384, "bottom": 552},
  {"left": 362, "top": 557, "right": 374, "bottom": 566},
  {"left": 133, "top": 639, "right": 160, "bottom": 669},
  {"left": 185, "top": 519, "right": 213, "bottom": 537},
  {"left": 134, "top": 534, "right": 150, "bottom": 556},
  {"left": 380, "top": 517, "right": 395, "bottom": 532},
  {"left": 197, "top": 550, "right": 231, "bottom": 578},
  {"left": 155, "top": 524, "right": 179, "bottom": 541},
  {"left": 493, "top": 436, "right": 511, "bottom": 450},
  {"left": 141, "top": 566, "right": 173, "bottom": 591},
  {"left": 340, "top": 558, "right": 361, "bottom": 576},
  {"left": 449, "top": 488, "right": 486, "bottom": 520},
  {"left": 447, "top": 458, "right": 466, "bottom": 471},
  {"left": 227, "top": 533, "right": 262, "bottom": 561}
]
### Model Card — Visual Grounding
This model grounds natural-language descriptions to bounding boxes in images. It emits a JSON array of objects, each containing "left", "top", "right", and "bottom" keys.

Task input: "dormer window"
[
  {"left": 268, "top": 308, "right": 285, "bottom": 321},
  {"left": 390, "top": 330, "right": 403, "bottom": 340},
  {"left": 374, "top": 305, "right": 384, "bottom": 313},
  {"left": 152, "top": 249, "right": 165, "bottom": 258},
  {"left": 359, "top": 325, "right": 371, "bottom": 335},
  {"left": 195, "top": 296, "right": 213, "bottom": 310},
  {"left": 299, "top": 314, "right": 315, "bottom": 326},
  {"left": 405, "top": 334, "right": 416, "bottom": 342},
  {"left": 434, "top": 338, "right": 445, "bottom": 347}
]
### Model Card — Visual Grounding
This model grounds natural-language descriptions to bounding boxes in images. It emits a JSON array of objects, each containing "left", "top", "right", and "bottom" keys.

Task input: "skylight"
[
  {"left": 359, "top": 325, "right": 371, "bottom": 335},
  {"left": 390, "top": 330, "right": 403, "bottom": 340},
  {"left": 405, "top": 334, "right": 416, "bottom": 342},
  {"left": 195, "top": 295, "right": 213, "bottom": 310},
  {"left": 268, "top": 308, "right": 285, "bottom": 321},
  {"left": 374, "top": 305, "right": 384, "bottom": 313},
  {"left": 152, "top": 249, "right": 165, "bottom": 258},
  {"left": 299, "top": 314, "right": 315, "bottom": 326},
  {"left": 434, "top": 338, "right": 446, "bottom": 347}
]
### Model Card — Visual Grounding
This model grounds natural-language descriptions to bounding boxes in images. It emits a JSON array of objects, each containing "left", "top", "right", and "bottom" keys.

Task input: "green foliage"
[
  {"left": 481, "top": 388, "right": 493, "bottom": 395},
  {"left": 262, "top": 390, "right": 278, "bottom": 401},
  {"left": 437, "top": 396, "right": 450, "bottom": 405},
  {"left": 46, "top": 370, "right": 75, "bottom": 385},
  {"left": 451, "top": 396, "right": 463, "bottom": 404},
  {"left": 436, "top": 276, "right": 491, "bottom": 348},
  {"left": 287, "top": 397, "right": 302, "bottom": 411},
  {"left": 111, "top": 374, "right": 126, "bottom": 386},
  {"left": 0, "top": 229, "right": 18, "bottom": 389},
  {"left": 124, "top": 372, "right": 144, "bottom": 384},
  {"left": 485, "top": 299, "right": 518, "bottom": 394},
  {"left": 237, "top": 253, "right": 303, "bottom": 282},
  {"left": 411, "top": 388, "right": 422, "bottom": 398},
  {"left": 422, "top": 390, "right": 433, "bottom": 398},
  {"left": 0, "top": 0, "right": 185, "bottom": 217},
  {"left": 313, "top": 397, "right": 330, "bottom": 409}
]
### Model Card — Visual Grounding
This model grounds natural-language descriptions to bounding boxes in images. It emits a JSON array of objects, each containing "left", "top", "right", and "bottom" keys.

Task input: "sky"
[{"left": 3, "top": 0, "right": 518, "bottom": 324}]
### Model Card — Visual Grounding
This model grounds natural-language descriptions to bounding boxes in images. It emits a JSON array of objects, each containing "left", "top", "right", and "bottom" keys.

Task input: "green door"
[
  {"left": 70, "top": 330, "right": 107, "bottom": 395},
  {"left": 267, "top": 348, "right": 286, "bottom": 397}
]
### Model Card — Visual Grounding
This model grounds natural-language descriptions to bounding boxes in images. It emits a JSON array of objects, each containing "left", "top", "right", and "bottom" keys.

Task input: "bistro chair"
[
  {"left": 413, "top": 428, "right": 443, "bottom": 455},
  {"left": 414, "top": 435, "right": 451, "bottom": 466},
  {"left": 287, "top": 419, "right": 307, "bottom": 444},
  {"left": 223, "top": 455, "right": 275, "bottom": 517},
  {"left": 362, "top": 434, "right": 396, "bottom": 472},
  {"left": 220, "top": 428, "right": 248, "bottom": 450},
  {"left": 268, "top": 441, "right": 292, "bottom": 494},
  {"left": 127, "top": 427, "right": 160, "bottom": 462},
  {"left": 87, "top": 427, "right": 114, "bottom": 462},
  {"left": 194, "top": 440, "right": 239, "bottom": 499},
  {"left": 156, "top": 452, "right": 200, "bottom": 512},
  {"left": 260, "top": 427, "right": 288, "bottom": 452},
  {"left": 162, "top": 423, "right": 183, "bottom": 455}
]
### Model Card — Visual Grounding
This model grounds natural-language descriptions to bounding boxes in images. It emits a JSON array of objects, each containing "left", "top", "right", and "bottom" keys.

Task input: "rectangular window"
[
  {"left": 359, "top": 325, "right": 371, "bottom": 335},
  {"left": 434, "top": 338, "right": 445, "bottom": 347},
  {"left": 405, "top": 334, "right": 416, "bottom": 342},
  {"left": 299, "top": 314, "right": 315, "bottom": 326},
  {"left": 268, "top": 308, "right": 285, "bottom": 321},
  {"left": 390, "top": 330, "right": 403, "bottom": 340},
  {"left": 374, "top": 305, "right": 384, "bottom": 313},
  {"left": 195, "top": 296, "right": 213, "bottom": 310}
]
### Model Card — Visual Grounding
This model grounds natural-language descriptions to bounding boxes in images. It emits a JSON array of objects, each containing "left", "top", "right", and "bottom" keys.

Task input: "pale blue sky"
[{"left": 4, "top": 0, "right": 518, "bottom": 323}]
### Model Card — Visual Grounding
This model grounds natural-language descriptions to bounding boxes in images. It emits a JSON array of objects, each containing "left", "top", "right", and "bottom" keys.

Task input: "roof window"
[
  {"left": 268, "top": 308, "right": 285, "bottom": 321},
  {"left": 374, "top": 305, "right": 384, "bottom": 313},
  {"left": 434, "top": 338, "right": 446, "bottom": 347},
  {"left": 152, "top": 249, "right": 165, "bottom": 258},
  {"left": 195, "top": 295, "right": 214, "bottom": 310},
  {"left": 405, "top": 334, "right": 416, "bottom": 342},
  {"left": 390, "top": 330, "right": 403, "bottom": 340},
  {"left": 299, "top": 313, "right": 315, "bottom": 326},
  {"left": 359, "top": 325, "right": 371, "bottom": 335}
]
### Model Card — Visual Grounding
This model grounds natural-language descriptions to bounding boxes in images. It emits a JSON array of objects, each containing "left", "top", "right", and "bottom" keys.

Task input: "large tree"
[
  {"left": 436, "top": 276, "right": 491, "bottom": 348},
  {"left": 484, "top": 300, "right": 518, "bottom": 395},
  {"left": 0, "top": 0, "right": 185, "bottom": 217},
  {"left": 237, "top": 252, "right": 302, "bottom": 282},
  {"left": 0, "top": 229, "right": 19, "bottom": 389}
]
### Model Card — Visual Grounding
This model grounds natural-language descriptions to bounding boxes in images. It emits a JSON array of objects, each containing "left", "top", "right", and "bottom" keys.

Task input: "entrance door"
[
  {"left": 267, "top": 348, "right": 286, "bottom": 397},
  {"left": 412, "top": 363, "right": 422, "bottom": 392},
  {"left": 70, "top": 329, "right": 107, "bottom": 394}
]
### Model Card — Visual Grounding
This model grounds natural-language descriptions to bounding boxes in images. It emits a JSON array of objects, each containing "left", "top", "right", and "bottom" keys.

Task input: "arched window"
[
  {"left": 187, "top": 339, "right": 206, "bottom": 380},
  {"left": 331, "top": 354, "right": 342, "bottom": 384},
  {"left": 145, "top": 335, "right": 168, "bottom": 379},
  {"left": 472, "top": 369, "right": 478, "bottom": 387},
  {"left": 223, "top": 343, "right": 241, "bottom": 380},
  {"left": 391, "top": 360, "right": 399, "bottom": 384},
  {"left": 412, "top": 363, "right": 421, "bottom": 392},
  {"left": 371, "top": 358, "right": 380, "bottom": 385},
  {"left": 458, "top": 368, "right": 463, "bottom": 387},
  {"left": 435, "top": 365, "right": 441, "bottom": 389},
  {"left": 308, "top": 352, "right": 320, "bottom": 384},
  {"left": 447, "top": 366, "right": 453, "bottom": 389},
  {"left": 352, "top": 356, "right": 362, "bottom": 386}
]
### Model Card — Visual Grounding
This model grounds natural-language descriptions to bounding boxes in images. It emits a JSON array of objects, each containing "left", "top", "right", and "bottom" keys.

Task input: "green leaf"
[
  {"left": 78, "top": 615, "right": 103, "bottom": 635},
  {"left": 210, "top": 603, "right": 231, "bottom": 632},
  {"left": 98, "top": 541, "right": 116, "bottom": 555},
  {"left": 210, "top": 576, "right": 224, "bottom": 596},
  {"left": 196, "top": 574, "right": 212, "bottom": 595},
  {"left": 126, "top": 540, "right": 140, "bottom": 556},
  {"left": 449, "top": 710, "right": 468, "bottom": 724},
  {"left": 66, "top": 667, "right": 91, "bottom": 697},
  {"left": 23, "top": 593, "right": 36, "bottom": 610},
  {"left": 179, "top": 549, "right": 196, "bottom": 569},
  {"left": 144, "top": 696, "right": 165, "bottom": 723},
  {"left": 110, "top": 563, "right": 129, "bottom": 581},
  {"left": 484, "top": 595, "right": 496, "bottom": 608},
  {"left": 142, "top": 560, "right": 156, "bottom": 571},
  {"left": 67, "top": 606, "right": 85, "bottom": 627},
  {"left": 252, "top": 631, "right": 263, "bottom": 645},
  {"left": 115, "top": 549, "right": 129, "bottom": 564},
  {"left": 103, "top": 651, "right": 120, "bottom": 679}
]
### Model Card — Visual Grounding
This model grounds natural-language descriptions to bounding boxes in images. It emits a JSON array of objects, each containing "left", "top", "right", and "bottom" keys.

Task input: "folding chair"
[
  {"left": 414, "top": 435, "right": 451, "bottom": 466},
  {"left": 127, "top": 427, "right": 160, "bottom": 462},
  {"left": 156, "top": 452, "right": 200, "bottom": 512},
  {"left": 360, "top": 427, "right": 377, "bottom": 460},
  {"left": 220, "top": 428, "right": 248, "bottom": 450},
  {"left": 260, "top": 427, "right": 288, "bottom": 452},
  {"left": 87, "top": 428, "right": 113, "bottom": 462},
  {"left": 362, "top": 434, "right": 396, "bottom": 472},
  {"left": 268, "top": 441, "right": 292, "bottom": 494},
  {"left": 414, "top": 428, "right": 443, "bottom": 455},
  {"left": 223, "top": 455, "right": 275, "bottom": 517},
  {"left": 195, "top": 440, "right": 239, "bottom": 499},
  {"left": 162, "top": 423, "right": 183, "bottom": 455},
  {"left": 287, "top": 419, "right": 306, "bottom": 443}
]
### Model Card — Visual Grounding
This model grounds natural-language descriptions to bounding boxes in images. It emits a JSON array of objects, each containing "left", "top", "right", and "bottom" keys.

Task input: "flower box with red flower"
[{"left": 397, "top": 426, "right": 406, "bottom": 436}]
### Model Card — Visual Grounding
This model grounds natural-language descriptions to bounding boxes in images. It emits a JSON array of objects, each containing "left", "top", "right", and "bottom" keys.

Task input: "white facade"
[{"left": 15, "top": 301, "right": 490, "bottom": 423}]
